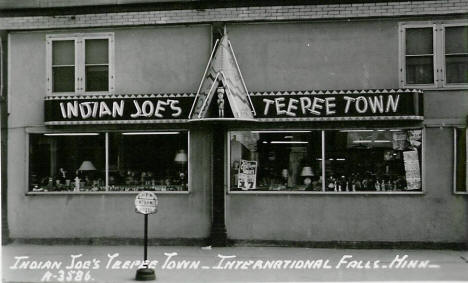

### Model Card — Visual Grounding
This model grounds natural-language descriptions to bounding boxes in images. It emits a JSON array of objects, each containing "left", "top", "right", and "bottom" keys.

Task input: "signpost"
[{"left": 135, "top": 191, "right": 158, "bottom": 281}]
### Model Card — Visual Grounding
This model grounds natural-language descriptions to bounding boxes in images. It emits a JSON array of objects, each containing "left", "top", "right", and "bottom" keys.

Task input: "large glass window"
[
  {"left": 229, "top": 129, "right": 423, "bottom": 193},
  {"left": 455, "top": 128, "right": 467, "bottom": 193},
  {"left": 108, "top": 132, "right": 188, "bottom": 192},
  {"left": 29, "top": 133, "right": 105, "bottom": 192},
  {"left": 324, "top": 129, "right": 422, "bottom": 192},
  {"left": 230, "top": 131, "right": 322, "bottom": 191},
  {"left": 29, "top": 131, "right": 188, "bottom": 193}
]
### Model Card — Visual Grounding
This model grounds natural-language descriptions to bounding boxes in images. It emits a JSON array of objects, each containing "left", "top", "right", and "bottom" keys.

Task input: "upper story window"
[
  {"left": 400, "top": 21, "right": 468, "bottom": 88},
  {"left": 47, "top": 33, "right": 114, "bottom": 94},
  {"left": 444, "top": 25, "right": 468, "bottom": 85},
  {"left": 404, "top": 27, "right": 435, "bottom": 85}
]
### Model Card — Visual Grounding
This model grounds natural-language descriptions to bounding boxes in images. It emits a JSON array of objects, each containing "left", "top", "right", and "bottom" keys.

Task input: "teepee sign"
[{"left": 189, "top": 35, "right": 256, "bottom": 120}]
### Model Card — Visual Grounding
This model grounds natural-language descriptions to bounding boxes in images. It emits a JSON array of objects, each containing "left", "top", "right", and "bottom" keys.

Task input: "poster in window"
[
  {"left": 238, "top": 160, "right": 257, "bottom": 190},
  {"left": 403, "top": 150, "right": 421, "bottom": 190},
  {"left": 392, "top": 131, "right": 408, "bottom": 150},
  {"left": 408, "top": 129, "right": 422, "bottom": 148}
]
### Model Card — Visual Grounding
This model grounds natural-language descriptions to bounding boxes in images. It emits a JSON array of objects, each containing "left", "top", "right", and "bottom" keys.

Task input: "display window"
[
  {"left": 29, "top": 133, "right": 105, "bottom": 191},
  {"left": 454, "top": 128, "right": 467, "bottom": 194},
  {"left": 230, "top": 131, "right": 322, "bottom": 191},
  {"left": 28, "top": 131, "right": 189, "bottom": 193},
  {"left": 107, "top": 132, "right": 188, "bottom": 192},
  {"left": 229, "top": 129, "right": 423, "bottom": 193}
]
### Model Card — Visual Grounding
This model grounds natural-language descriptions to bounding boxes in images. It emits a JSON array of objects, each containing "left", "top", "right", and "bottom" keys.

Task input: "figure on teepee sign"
[
  {"left": 217, "top": 86, "right": 225, "bottom": 118},
  {"left": 188, "top": 31, "right": 256, "bottom": 120}
]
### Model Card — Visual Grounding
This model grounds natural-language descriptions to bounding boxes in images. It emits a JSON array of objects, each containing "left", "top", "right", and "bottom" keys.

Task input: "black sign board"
[
  {"left": 45, "top": 94, "right": 196, "bottom": 125},
  {"left": 250, "top": 89, "right": 423, "bottom": 120},
  {"left": 44, "top": 89, "right": 423, "bottom": 125}
]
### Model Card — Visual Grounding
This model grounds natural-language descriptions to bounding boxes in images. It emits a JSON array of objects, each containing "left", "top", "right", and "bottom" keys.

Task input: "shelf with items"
[
  {"left": 323, "top": 148, "right": 419, "bottom": 192},
  {"left": 30, "top": 175, "right": 107, "bottom": 192}
]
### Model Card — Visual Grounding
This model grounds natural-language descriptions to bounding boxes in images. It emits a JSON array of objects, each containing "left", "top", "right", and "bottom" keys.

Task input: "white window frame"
[
  {"left": 46, "top": 33, "right": 115, "bottom": 95},
  {"left": 399, "top": 20, "right": 468, "bottom": 89},
  {"left": 399, "top": 23, "right": 437, "bottom": 89}
]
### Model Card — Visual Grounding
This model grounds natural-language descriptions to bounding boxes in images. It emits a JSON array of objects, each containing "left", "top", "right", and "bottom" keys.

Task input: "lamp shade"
[
  {"left": 78, "top": 160, "right": 96, "bottom": 171},
  {"left": 174, "top": 149, "right": 188, "bottom": 163},
  {"left": 300, "top": 166, "right": 314, "bottom": 177}
]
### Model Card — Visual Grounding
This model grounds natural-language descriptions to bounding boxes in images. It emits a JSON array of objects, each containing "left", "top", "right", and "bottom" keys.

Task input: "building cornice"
[
  {"left": 1, "top": 0, "right": 467, "bottom": 30},
  {"left": 0, "top": 0, "right": 446, "bottom": 17}
]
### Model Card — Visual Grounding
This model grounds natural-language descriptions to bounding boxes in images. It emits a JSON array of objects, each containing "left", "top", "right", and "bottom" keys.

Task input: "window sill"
[
  {"left": 454, "top": 192, "right": 468, "bottom": 195},
  {"left": 26, "top": 191, "right": 190, "bottom": 196},
  {"left": 228, "top": 190, "right": 425, "bottom": 195}
]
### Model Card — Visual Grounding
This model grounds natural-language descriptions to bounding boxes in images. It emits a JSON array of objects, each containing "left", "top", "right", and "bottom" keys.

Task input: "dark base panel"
[
  {"left": 5, "top": 238, "right": 468, "bottom": 250},
  {"left": 208, "top": 226, "right": 229, "bottom": 247},
  {"left": 231, "top": 240, "right": 468, "bottom": 250},
  {"left": 7, "top": 238, "right": 208, "bottom": 246}
]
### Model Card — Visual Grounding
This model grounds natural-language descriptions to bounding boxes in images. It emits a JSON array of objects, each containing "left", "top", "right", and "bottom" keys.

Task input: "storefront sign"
[
  {"left": 45, "top": 94, "right": 195, "bottom": 124},
  {"left": 135, "top": 192, "right": 158, "bottom": 215},
  {"left": 238, "top": 160, "right": 257, "bottom": 190},
  {"left": 250, "top": 89, "right": 423, "bottom": 120},
  {"left": 45, "top": 89, "right": 422, "bottom": 125}
]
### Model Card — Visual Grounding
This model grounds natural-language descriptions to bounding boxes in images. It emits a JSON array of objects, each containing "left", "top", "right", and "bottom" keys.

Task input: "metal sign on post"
[
  {"left": 135, "top": 191, "right": 158, "bottom": 281},
  {"left": 135, "top": 191, "right": 158, "bottom": 215}
]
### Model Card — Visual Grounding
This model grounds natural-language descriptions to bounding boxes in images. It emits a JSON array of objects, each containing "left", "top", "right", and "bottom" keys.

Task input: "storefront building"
[{"left": 1, "top": 0, "right": 467, "bottom": 247}]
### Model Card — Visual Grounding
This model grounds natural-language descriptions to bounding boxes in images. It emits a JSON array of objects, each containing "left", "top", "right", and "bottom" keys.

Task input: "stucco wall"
[
  {"left": 7, "top": 19, "right": 468, "bottom": 243},
  {"left": 227, "top": 21, "right": 398, "bottom": 91},
  {"left": 225, "top": 21, "right": 468, "bottom": 243},
  {"left": 424, "top": 90, "right": 468, "bottom": 121},
  {"left": 113, "top": 26, "right": 209, "bottom": 94},
  {"left": 7, "top": 25, "right": 213, "bottom": 239}
]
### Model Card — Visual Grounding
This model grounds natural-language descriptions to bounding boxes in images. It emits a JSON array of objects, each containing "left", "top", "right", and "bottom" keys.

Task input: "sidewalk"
[{"left": 2, "top": 244, "right": 468, "bottom": 283}]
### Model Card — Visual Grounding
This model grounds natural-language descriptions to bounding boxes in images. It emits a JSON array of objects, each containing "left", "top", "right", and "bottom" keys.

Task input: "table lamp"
[
  {"left": 300, "top": 166, "right": 314, "bottom": 186},
  {"left": 76, "top": 160, "right": 96, "bottom": 191},
  {"left": 174, "top": 150, "right": 188, "bottom": 189},
  {"left": 78, "top": 160, "right": 96, "bottom": 171},
  {"left": 174, "top": 150, "right": 188, "bottom": 164}
]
